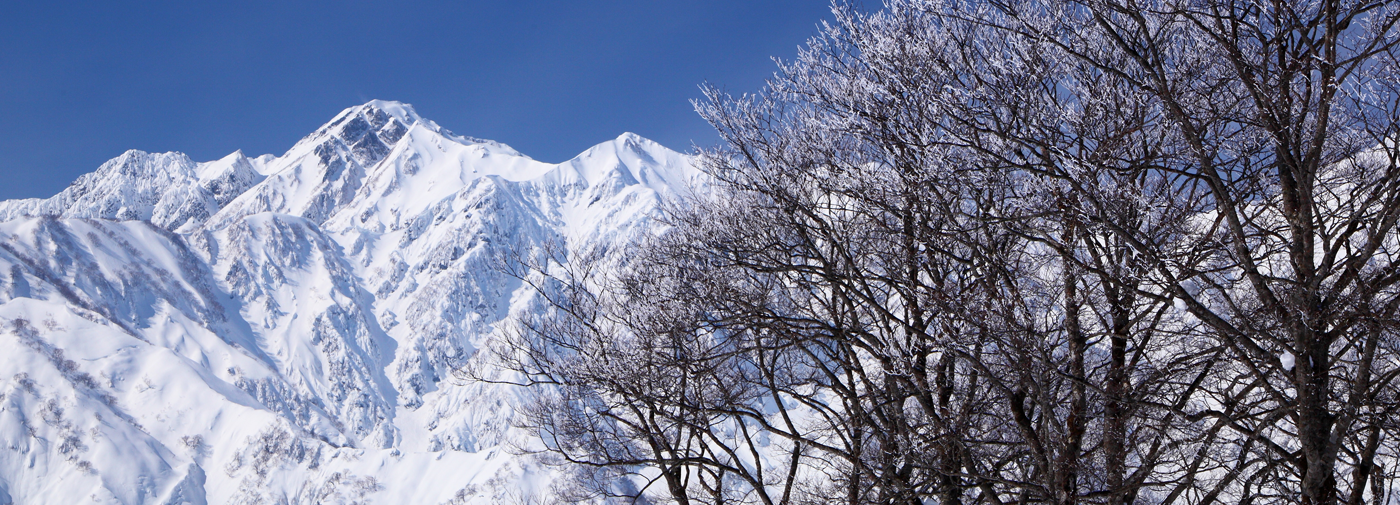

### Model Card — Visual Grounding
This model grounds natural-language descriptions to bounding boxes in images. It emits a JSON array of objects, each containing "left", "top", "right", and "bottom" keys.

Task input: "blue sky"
[{"left": 0, "top": 1, "right": 835, "bottom": 200}]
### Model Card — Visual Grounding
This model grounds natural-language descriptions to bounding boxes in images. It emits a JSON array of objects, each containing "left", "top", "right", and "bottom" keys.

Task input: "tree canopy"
[{"left": 486, "top": 1, "right": 1400, "bottom": 503}]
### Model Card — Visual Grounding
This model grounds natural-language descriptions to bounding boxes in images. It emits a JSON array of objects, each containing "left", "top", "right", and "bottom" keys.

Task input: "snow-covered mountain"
[{"left": 0, "top": 100, "right": 700, "bottom": 504}]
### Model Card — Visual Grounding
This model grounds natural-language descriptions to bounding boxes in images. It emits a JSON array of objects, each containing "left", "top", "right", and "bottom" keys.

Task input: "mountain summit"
[{"left": 0, "top": 101, "right": 699, "bottom": 504}]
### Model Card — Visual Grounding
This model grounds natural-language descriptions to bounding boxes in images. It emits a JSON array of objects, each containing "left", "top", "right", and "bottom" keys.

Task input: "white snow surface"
[{"left": 0, "top": 101, "right": 702, "bottom": 504}]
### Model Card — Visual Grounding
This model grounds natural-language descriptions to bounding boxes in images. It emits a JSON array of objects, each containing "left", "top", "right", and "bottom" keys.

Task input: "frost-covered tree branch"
[{"left": 491, "top": 1, "right": 1400, "bottom": 503}]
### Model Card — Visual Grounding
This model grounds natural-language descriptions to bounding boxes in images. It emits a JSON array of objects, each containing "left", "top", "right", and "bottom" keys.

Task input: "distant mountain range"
[{"left": 0, "top": 100, "right": 699, "bottom": 504}]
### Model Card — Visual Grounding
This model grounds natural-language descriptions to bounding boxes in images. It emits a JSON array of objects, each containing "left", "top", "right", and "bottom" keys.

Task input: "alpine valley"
[{"left": 0, "top": 101, "right": 701, "bottom": 504}]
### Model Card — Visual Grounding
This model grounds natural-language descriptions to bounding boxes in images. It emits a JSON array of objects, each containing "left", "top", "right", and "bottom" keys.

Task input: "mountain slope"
[{"left": 0, "top": 100, "right": 700, "bottom": 504}]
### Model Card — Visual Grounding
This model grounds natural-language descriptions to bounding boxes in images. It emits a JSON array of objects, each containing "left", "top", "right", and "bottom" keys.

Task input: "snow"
[{"left": 0, "top": 100, "right": 701, "bottom": 504}]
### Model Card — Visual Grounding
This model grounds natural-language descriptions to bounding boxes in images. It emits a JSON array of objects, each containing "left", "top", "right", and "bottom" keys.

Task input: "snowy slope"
[{"left": 0, "top": 100, "right": 700, "bottom": 504}]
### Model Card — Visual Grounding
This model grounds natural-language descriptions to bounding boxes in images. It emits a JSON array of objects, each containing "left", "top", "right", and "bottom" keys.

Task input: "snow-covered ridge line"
[{"left": 0, "top": 100, "right": 700, "bottom": 504}]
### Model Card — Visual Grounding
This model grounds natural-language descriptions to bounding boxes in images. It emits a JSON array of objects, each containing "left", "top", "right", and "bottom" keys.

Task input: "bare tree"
[
  {"left": 470, "top": 242, "right": 808, "bottom": 504},
  {"left": 478, "top": 1, "right": 1400, "bottom": 504},
  {"left": 971, "top": 1, "right": 1400, "bottom": 502}
]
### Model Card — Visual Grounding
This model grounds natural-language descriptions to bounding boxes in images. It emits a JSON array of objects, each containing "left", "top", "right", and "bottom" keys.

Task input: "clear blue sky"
[{"left": 0, "top": 1, "right": 836, "bottom": 200}]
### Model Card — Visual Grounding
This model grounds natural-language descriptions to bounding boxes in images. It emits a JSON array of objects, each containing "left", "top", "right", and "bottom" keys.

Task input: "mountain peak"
[
  {"left": 287, "top": 100, "right": 423, "bottom": 165},
  {"left": 358, "top": 99, "right": 423, "bottom": 126}
]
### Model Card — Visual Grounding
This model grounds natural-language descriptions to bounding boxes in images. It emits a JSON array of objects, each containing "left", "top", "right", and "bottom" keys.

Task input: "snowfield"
[{"left": 0, "top": 100, "right": 700, "bottom": 504}]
